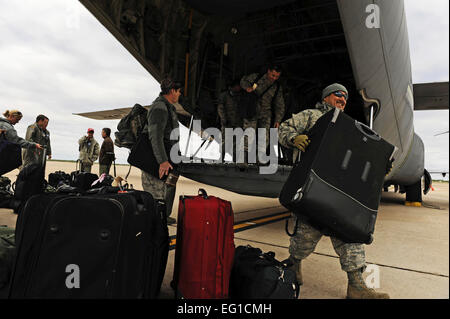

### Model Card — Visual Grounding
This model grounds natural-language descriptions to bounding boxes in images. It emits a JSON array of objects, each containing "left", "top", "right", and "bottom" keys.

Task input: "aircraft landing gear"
[{"left": 404, "top": 180, "right": 422, "bottom": 206}]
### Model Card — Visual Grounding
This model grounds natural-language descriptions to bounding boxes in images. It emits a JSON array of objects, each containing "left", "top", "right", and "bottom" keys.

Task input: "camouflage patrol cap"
[{"left": 321, "top": 83, "right": 348, "bottom": 100}]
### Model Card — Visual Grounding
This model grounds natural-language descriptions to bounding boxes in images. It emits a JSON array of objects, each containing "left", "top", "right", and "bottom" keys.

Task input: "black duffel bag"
[
  {"left": 229, "top": 245, "right": 299, "bottom": 299},
  {"left": 48, "top": 171, "right": 71, "bottom": 188},
  {"left": 127, "top": 132, "right": 178, "bottom": 182}
]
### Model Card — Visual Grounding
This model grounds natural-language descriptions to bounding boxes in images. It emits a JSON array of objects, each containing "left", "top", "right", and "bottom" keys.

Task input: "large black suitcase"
[
  {"left": 279, "top": 109, "right": 395, "bottom": 244},
  {"left": 9, "top": 189, "right": 169, "bottom": 299}
]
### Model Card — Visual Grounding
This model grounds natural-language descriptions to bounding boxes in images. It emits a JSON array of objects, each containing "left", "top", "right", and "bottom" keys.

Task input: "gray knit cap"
[{"left": 321, "top": 83, "right": 348, "bottom": 100}]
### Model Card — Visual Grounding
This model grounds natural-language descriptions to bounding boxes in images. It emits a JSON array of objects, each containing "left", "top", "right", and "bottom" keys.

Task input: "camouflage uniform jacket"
[
  {"left": 278, "top": 102, "right": 334, "bottom": 162},
  {"left": 78, "top": 136, "right": 100, "bottom": 165},
  {"left": 240, "top": 73, "right": 285, "bottom": 123},
  {"left": 144, "top": 94, "right": 179, "bottom": 164},
  {"left": 22, "top": 123, "right": 51, "bottom": 166},
  {"left": 217, "top": 90, "right": 242, "bottom": 128},
  {"left": 0, "top": 118, "right": 36, "bottom": 149}
]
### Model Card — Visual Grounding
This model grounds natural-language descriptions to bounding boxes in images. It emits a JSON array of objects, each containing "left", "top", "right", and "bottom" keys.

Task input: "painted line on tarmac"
[
  {"left": 168, "top": 211, "right": 291, "bottom": 250},
  {"left": 235, "top": 238, "right": 449, "bottom": 279}
]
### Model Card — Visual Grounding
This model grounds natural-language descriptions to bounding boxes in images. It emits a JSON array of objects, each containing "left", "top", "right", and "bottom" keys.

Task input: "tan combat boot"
[{"left": 346, "top": 269, "right": 390, "bottom": 299}]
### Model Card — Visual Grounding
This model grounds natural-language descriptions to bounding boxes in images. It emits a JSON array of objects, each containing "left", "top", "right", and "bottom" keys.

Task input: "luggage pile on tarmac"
[
  {"left": 1, "top": 181, "right": 299, "bottom": 299},
  {"left": 0, "top": 109, "right": 394, "bottom": 299}
]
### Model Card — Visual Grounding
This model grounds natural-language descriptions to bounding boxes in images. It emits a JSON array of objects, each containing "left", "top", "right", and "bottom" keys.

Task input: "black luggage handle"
[
  {"left": 354, "top": 121, "right": 381, "bottom": 141},
  {"left": 285, "top": 217, "right": 299, "bottom": 237},
  {"left": 75, "top": 159, "right": 81, "bottom": 172},
  {"left": 198, "top": 188, "right": 209, "bottom": 199}
]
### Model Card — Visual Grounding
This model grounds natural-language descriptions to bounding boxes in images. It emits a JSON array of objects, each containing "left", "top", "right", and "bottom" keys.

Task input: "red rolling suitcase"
[{"left": 173, "top": 189, "right": 235, "bottom": 299}]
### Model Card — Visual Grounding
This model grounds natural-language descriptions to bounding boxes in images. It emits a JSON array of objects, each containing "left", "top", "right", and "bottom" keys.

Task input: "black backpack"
[{"left": 114, "top": 104, "right": 148, "bottom": 149}]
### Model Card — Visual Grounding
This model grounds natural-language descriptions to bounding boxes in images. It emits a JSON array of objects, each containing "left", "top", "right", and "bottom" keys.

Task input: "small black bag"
[
  {"left": 48, "top": 171, "right": 71, "bottom": 188},
  {"left": 69, "top": 171, "right": 99, "bottom": 191},
  {"left": 230, "top": 245, "right": 299, "bottom": 299}
]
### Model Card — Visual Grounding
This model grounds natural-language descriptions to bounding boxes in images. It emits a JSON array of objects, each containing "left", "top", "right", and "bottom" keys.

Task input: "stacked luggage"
[
  {"left": 279, "top": 109, "right": 395, "bottom": 244},
  {"left": 3, "top": 181, "right": 302, "bottom": 299},
  {"left": 8, "top": 187, "right": 169, "bottom": 298}
]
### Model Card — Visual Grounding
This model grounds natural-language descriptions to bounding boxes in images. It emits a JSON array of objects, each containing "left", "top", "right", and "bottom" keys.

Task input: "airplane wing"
[
  {"left": 73, "top": 107, "right": 136, "bottom": 120},
  {"left": 74, "top": 102, "right": 192, "bottom": 120},
  {"left": 434, "top": 131, "right": 449, "bottom": 136},
  {"left": 413, "top": 82, "right": 449, "bottom": 111}
]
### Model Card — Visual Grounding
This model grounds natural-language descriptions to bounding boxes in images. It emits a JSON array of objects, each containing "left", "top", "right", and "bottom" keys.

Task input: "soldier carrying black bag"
[
  {"left": 128, "top": 77, "right": 182, "bottom": 225},
  {"left": 278, "top": 83, "right": 391, "bottom": 299}
]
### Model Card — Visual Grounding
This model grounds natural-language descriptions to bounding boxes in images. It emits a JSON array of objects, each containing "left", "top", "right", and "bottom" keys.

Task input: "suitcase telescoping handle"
[
  {"left": 354, "top": 121, "right": 381, "bottom": 141},
  {"left": 41, "top": 146, "right": 47, "bottom": 168},
  {"left": 198, "top": 188, "right": 209, "bottom": 199}
]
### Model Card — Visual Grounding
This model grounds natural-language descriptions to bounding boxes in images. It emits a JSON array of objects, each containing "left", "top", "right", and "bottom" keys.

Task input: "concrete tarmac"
[{"left": 1, "top": 161, "right": 448, "bottom": 299}]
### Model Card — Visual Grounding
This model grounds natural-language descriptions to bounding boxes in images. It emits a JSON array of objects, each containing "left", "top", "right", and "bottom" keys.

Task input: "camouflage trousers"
[
  {"left": 99, "top": 164, "right": 111, "bottom": 176},
  {"left": 237, "top": 116, "right": 271, "bottom": 163},
  {"left": 80, "top": 163, "right": 92, "bottom": 173},
  {"left": 141, "top": 171, "right": 176, "bottom": 218},
  {"left": 289, "top": 217, "right": 366, "bottom": 273}
]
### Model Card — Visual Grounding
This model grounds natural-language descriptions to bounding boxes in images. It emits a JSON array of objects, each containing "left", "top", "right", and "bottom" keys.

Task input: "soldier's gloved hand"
[{"left": 292, "top": 135, "right": 310, "bottom": 152}]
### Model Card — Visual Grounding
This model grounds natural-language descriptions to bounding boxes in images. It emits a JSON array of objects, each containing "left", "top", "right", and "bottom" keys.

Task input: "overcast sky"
[{"left": 0, "top": 0, "right": 448, "bottom": 176}]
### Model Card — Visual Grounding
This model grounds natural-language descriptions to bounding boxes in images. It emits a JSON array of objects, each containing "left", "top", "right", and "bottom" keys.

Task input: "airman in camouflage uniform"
[
  {"left": 217, "top": 81, "right": 243, "bottom": 160},
  {"left": 279, "top": 83, "right": 389, "bottom": 299},
  {"left": 78, "top": 128, "right": 100, "bottom": 173},
  {"left": 141, "top": 78, "right": 181, "bottom": 225},
  {"left": 238, "top": 65, "right": 285, "bottom": 163},
  {"left": 22, "top": 115, "right": 52, "bottom": 169}
]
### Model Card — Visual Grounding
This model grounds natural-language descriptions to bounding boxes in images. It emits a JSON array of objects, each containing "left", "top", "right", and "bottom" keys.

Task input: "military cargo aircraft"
[{"left": 75, "top": 0, "right": 448, "bottom": 203}]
